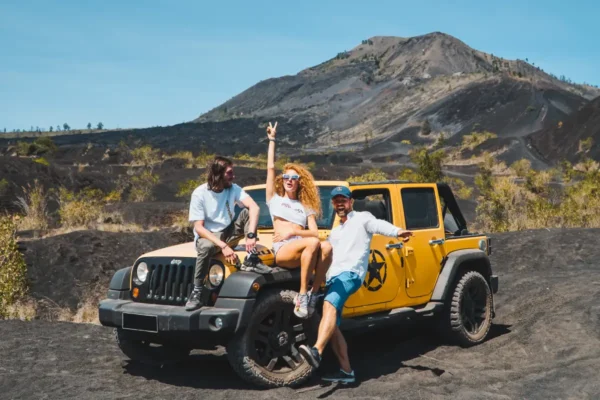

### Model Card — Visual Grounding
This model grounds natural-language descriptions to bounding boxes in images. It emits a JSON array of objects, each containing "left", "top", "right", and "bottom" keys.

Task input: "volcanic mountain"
[{"left": 194, "top": 32, "right": 599, "bottom": 165}]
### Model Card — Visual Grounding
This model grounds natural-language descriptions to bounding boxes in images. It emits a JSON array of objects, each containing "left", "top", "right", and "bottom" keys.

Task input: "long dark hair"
[{"left": 207, "top": 156, "right": 233, "bottom": 191}]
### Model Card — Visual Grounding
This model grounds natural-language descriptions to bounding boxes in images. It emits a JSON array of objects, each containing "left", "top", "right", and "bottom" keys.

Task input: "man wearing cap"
[{"left": 299, "top": 185, "right": 413, "bottom": 384}]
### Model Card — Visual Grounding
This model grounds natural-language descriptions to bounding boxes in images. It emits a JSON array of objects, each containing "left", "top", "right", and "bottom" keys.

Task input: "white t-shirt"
[
  {"left": 188, "top": 183, "right": 249, "bottom": 239},
  {"left": 326, "top": 211, "right": 401, "bottom": 282},
  {"left": 267, "top": 194, "right": 316, "bottom": 227}
]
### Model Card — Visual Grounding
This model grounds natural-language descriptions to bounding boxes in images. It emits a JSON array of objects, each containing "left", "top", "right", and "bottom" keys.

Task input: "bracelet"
[{"left": 269, "top": 138, "right": 276, "bottom": 142}]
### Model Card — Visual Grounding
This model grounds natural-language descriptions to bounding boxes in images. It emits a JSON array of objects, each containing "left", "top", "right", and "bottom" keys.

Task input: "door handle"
[
  {"left": 429, "top": 238, "right": 445, "bottom": 245},
  {"left": 386, "top": 242, "right": 404, "bottom": 249}
]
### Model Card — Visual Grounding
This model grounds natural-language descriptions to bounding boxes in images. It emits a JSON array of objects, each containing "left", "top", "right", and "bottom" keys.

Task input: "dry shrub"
[
  {"left": 71, "top": 298, "right": 100, "bottom": 324},
  {"left": 130, "top": 145, "right": 162, "bottom": 170},
  {"left": 0, "top": 215, "right": 29, "bottom": 318},
  {"left": 171, "top": 151, "right": 195, "bottom": 168},
  {"left": 57, "top": 187, "right": 104, "bottom": 228},
  {"left": 171, "top": 209, "right": 192, "bottom": 233},
  {"left": 4, "top": 298, "right": 37, "bottom": 321},
  {"left": 461, "top": 131, "right": 497, "bottom": 151},
  {"left": 129, "top": 170, "right": 160, "bottom": 202},
  {"left": 195, "top": 150, "right": 216, "bottom": 169},
  {"left": 15, "top": 179, "right": 49, "bottom": 230},
  {"left": 348, "top": 168, "right": 388, "bottom": 182},
  {"left": 474, "top": 154, "right": 600, "bottom": 232},
  {"left": 578, "top": 137, "right": 594, "bottom": 154},
  {"left": 510, "top": 159, "right": 532, "bottom": 178},
  {"left": 104, "top": 188, "right": 123, "bottom": 203}
]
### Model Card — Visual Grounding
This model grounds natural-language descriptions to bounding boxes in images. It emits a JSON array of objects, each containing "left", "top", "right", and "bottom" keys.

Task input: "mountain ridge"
[{"left": 193, "top": 32, "right": 599, "bottom": 164}]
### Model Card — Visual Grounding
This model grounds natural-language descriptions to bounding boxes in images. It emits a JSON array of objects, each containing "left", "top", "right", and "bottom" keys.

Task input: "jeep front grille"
[{"left": 133, "top": 258, "right": 196, "bottom": 305}]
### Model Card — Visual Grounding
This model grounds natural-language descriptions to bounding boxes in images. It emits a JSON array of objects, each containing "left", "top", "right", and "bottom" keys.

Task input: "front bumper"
[{"left": 99, "top": 296, "right": 254, "bottom": 335}]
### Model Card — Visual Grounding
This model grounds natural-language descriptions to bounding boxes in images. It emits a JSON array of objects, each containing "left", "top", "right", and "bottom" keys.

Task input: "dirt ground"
[{"left": 1, "top": 227, "right": 599, "bottom": 399}]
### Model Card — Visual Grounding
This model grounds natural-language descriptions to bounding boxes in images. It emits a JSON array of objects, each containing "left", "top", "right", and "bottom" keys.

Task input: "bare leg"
[
  {"left": 330, "top": 327, "right": 352, "bottom": 373},
  {"left": 315, "top": 300, "right": 338, "bottom": 354},
  {"left": 275, "top": 237, "right": 320, "bottom": 294},
  {"left": 311, "top": 241, "right": 332, "bottom": 294}
]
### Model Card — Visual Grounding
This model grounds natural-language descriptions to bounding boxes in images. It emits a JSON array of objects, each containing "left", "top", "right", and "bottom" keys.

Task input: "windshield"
[{"left": 234, "top": 186, "right": 338, "bottom": 229}]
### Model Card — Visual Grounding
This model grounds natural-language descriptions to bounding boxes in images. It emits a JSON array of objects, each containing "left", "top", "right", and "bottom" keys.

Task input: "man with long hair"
[{"left": 186, "top": 155, "right": 260, "bottom": 311}]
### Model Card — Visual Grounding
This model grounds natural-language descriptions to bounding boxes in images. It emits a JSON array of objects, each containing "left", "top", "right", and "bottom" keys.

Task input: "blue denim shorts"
[{"left": 324, "top": 271, "right": 362, "bottom": 326}]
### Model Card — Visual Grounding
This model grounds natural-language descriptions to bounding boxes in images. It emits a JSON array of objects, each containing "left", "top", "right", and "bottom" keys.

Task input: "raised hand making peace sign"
[{"left": 266, "top": 121, "right": 277, "bottom": 140}]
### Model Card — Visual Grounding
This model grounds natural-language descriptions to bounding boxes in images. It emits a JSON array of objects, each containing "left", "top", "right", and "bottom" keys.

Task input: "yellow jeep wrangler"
[{"left": 99, "top": 180, "right": 498, "bottom": 388}]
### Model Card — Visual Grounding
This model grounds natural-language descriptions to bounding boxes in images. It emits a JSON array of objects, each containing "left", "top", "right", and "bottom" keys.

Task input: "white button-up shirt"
[{"left": 326, "top": 210, "right": 402, "bottom": 282}]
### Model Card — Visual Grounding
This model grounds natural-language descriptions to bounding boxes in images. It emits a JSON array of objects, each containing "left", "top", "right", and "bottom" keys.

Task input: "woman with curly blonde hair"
[{"left": 265, "top": 121, "right": 332, "bottom": 319}]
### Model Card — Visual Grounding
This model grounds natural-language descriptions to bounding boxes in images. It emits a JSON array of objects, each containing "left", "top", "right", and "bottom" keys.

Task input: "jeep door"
[
  {"left": 342, "top": 186, "right": 405, "bottom": 315},
  {"left": 397, "top": 184, "right": 446, "bottom": 301}
]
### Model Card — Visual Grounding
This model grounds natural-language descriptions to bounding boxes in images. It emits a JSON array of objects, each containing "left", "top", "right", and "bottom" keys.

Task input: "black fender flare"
[
  {"left": 106, "top": 267, "right": 132, "bottom": 301},
  {"left": 109, "top": 266, "right": 132, "bottom": 290},
  {"left": 218, "top": 268, "right": 302, "bottom": 299},
  {"left": 430, "top": 249, "right": 492, "bottom": 302}
]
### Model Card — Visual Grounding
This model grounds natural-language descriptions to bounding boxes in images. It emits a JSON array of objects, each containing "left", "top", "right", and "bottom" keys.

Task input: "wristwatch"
[{"left": 246, "top": 232, "right": 257, "bottom": 239}]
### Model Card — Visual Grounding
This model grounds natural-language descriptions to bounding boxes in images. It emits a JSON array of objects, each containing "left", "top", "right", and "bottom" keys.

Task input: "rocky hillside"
[{"left": 528, "top": 95, "right": 600, "bottom": 163}]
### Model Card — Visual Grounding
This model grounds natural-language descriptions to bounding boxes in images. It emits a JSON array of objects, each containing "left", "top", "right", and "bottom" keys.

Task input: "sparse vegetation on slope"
[{"left": 0, "top": 215, "right": 29, "bottom": 318}]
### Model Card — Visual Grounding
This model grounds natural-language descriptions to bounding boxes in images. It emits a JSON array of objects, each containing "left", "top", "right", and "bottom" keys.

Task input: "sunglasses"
[{"left": 282, "top": 174, "right": 300, "bottom": 181}]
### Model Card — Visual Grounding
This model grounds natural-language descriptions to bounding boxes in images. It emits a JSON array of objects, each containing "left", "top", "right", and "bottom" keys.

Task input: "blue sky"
[{"left": 1, "top": 0, "right": 598, "bottom": 131}]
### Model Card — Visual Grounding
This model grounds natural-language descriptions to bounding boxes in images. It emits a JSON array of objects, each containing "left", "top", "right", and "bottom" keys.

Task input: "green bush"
[
  {"left": 578, "top": 137, "right": 594, "bottom": 154},
  {"left": 33, "top": 157, "right": 49, "bottom": 166},
  {"left": 130, "top": 145, "right": 162, "bottom": 170},
  {"left": 15, "top": 137, "right": 57, "bottom": 156},
  {"left": 0, "top": 215, "right": 29, "bottom": 318},
  {"left": 129, "top": 170, "right": 160, "bottom": 202},
  {"left": 176, "top": 177, "right": 206, "bottom": 198}
]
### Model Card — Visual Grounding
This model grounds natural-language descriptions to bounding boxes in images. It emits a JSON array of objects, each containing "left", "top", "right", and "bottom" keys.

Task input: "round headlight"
[
  {"left": 135, "top": 262, "right": 148, "bottom": 284},
  {"left": 208, "top": 263, "right": 224, "bottom": 287},
  {"left": 478, "top": 239, "right": 488, "bottom": 253}
]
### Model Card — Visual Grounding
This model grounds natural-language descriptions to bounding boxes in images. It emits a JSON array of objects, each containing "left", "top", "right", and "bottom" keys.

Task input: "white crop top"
[{"left": 267, "top": 194, "right": 316, "bottom": 227}]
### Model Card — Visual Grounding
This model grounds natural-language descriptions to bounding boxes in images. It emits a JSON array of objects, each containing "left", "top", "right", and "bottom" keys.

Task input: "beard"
[{"left": 336, "top": 208, "right": 349, "bottom": 217}]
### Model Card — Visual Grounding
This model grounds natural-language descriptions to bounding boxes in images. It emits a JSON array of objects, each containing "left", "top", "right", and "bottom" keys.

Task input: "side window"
[
  {"left": 440, "top": 196, "right": 460, "bottom": 234},
  {"left": 351, "top": 189, "right": 392, "bottom": 223},
  {"left": 400, "top": 187, "right": 439, "bottom": 229}
]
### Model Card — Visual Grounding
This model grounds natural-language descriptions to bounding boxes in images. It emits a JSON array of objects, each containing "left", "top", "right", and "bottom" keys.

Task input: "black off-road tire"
[
  {"left": 114, "top": 328, "right": 191, "bottom": 367},
  {"left": 441, "top": 270, "right": 493, "bottom": 347},
  {"left": 226, "top": 289, "right": 319, "bottom": 388}
]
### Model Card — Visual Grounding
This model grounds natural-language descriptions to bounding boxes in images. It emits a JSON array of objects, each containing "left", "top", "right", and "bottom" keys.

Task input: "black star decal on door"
[{"left": 363, "top": 249, "right": 387, "bottom": 291}]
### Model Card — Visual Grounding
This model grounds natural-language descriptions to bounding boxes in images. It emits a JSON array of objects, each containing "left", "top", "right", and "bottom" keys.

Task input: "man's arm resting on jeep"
[{"left": 364, "top": 214, "right": 404, "bottom": 238}]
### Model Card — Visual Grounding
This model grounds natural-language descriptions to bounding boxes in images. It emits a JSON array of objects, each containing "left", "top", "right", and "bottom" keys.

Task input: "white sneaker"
[{"left": 294, "top": 293, "right": 309, "bottom": 318}]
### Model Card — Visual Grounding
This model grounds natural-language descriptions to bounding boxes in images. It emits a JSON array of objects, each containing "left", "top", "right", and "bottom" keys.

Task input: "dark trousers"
[{"left": 194, "top": 208, "right": 250, "bottom": 287}]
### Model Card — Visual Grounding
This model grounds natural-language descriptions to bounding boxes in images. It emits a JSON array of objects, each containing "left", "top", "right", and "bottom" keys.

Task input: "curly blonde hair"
[{"left": 275, "top": 163, "right": 322, "bottom": 218}]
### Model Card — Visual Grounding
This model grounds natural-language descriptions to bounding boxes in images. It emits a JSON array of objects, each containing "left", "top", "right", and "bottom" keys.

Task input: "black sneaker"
[
  {"left": 322, "top": 368, "right": 355, "bottom": 384},
  {"left": 185, "top": 287, "right": 205, "bottom": 311},
  {"left": 298, "top": 344, "right": 321, "bottom": 368}
]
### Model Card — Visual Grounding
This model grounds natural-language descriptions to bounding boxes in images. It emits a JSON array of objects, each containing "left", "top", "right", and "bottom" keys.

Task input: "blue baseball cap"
[{"left": 330, "top": 186, "right": 352, "bottom": 199}]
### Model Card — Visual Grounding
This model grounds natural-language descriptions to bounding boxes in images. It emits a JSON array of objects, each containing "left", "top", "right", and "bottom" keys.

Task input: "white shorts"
[{"left": 272, "top": 235, "right": 303, "bottom": 256}]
